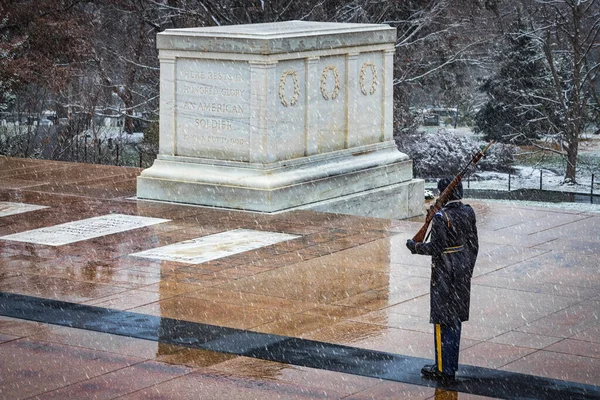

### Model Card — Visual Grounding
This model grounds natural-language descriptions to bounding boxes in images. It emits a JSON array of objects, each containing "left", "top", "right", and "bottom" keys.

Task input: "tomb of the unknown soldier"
[{"left": 136, "top": 21, "right": 424, "bottom": 219}]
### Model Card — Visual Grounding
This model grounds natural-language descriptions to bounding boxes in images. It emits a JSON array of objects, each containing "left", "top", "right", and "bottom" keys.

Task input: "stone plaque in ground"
[
  {"left": 0, "top": 202, "right": 49, "bottom": 217},
  {"left": 0, "top": 214, "right": 170, "bottom": 246},
  {"left": 129, "top": 228, "right": 300, "bottom": 264}
]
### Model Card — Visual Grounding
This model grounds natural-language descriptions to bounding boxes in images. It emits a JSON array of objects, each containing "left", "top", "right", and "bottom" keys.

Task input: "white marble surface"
[
  {"left": 142, "top": 142, "right": 408, "bottom": 188},
  {"left": 163, "top": 49, "right": 390, "bottom": 163},
  {"left": 0, "top": 214, "right": 170, "bottom": 246},
  {"left": 0, "top": 202, "right": 49, "bottom": 217},
  {"left": 152, "top": 20, "right": 397, "bottom": 165},
  {"left": 137, "top": 144, "right": 414, "bottom": 213},
  {"left": 175, "top": 58, "right": 251, "bottom": 161},
  {"left": 138, "top": 21, "right": 424, "bottom": 218},
  {"left": 130, "top": 228, "right": 300, "bottom": 264},
  {"left": 157, "top": 21, "right": 396, "bottom": 54},
  {"left": 302, "top": 179, "right": 425, "bottom": 219}
]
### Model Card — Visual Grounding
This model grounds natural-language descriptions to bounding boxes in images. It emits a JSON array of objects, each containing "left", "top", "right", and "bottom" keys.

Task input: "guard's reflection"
[{"left": 435, "top": 388, "right": 458, "bottom": 400}]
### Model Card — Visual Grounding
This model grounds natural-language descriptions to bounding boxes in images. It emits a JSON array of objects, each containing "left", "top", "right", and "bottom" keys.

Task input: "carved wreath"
[
  {"left": 320, "top": 65, "right": 340, "bottom": 101},
  {"left": 278, "top": 70, "right": 300, "bottom": 107},
  {"left": 360, "top": 62, "right": 378, "bottom": 96}
]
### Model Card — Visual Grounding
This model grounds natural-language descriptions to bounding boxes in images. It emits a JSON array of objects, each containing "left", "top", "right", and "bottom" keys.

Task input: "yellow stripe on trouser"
[
  {"left": 435, "top": 389, "right": 458, "bottom": 400},
  {"left": 436, "top": 324, "right": 442, "bottom": 372}
]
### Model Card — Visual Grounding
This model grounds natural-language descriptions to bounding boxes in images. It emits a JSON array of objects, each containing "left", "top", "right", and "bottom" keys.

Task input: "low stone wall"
[{"left": 464, "top": 188, "right": 600, "bottom": 204}]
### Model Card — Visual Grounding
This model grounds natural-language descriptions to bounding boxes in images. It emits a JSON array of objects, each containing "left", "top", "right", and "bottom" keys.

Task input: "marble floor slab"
[
  {"left": 0, "top": 214, "right": 170, "bottom": 246},
  {"left": 130, "top": 228, "right": 301, "bottom": 264},
  {"left": 0, "top": 201, "right": 49, "bottom": 217}
]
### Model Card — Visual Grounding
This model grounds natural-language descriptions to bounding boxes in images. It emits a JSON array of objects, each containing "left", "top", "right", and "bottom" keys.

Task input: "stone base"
[
  {"left": 300, "top": 179, "right": 424, "bottom": 219},
  {"left": 137, "top": 142, "right": 423, "bottom": 218}
]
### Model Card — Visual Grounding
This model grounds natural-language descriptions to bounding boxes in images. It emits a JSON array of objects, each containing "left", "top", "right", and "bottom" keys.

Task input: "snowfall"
[{"left": 423, "top": 128, "right": 600, "bottom": 214}]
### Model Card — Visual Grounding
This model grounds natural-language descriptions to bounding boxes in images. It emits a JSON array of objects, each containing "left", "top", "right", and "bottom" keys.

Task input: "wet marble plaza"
[{"left": 0, "top": 156, "right": 599, "bottom": 399}]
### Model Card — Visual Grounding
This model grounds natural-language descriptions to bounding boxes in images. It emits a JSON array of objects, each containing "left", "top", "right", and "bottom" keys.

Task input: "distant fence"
[
  {"left": 0, "top": 127, "right": 157, "bottom": 168},
  {"left": 465, "top": 188, "right": 600, "bottom": 204},
  {"left": 72, "top": 138, "right": 156, "bottom": 168},
  {"left": 463, "top": 171, "right": 599, "bottom": 204}
]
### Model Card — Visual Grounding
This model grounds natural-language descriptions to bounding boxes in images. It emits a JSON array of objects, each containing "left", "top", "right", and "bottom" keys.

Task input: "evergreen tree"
[{"left": 474, "top": 21, "right": 559, "bottom": 144}]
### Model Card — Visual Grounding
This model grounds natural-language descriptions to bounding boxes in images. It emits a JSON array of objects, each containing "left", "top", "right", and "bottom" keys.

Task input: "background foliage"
[{"left": 1, "top": 0, "right": 598, "bottom": 181}]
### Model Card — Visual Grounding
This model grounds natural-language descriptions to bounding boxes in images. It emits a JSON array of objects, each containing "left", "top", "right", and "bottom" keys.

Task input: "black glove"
[{"left": 406, "top": 239, "right": 418, "bottom": 254}]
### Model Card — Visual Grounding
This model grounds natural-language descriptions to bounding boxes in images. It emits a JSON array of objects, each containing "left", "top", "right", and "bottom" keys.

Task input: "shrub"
[
  {"left": 477, "top": 142, "right": 519, "bottom": 173},
  {"left": 399, "top": 130, "right": 517, "bottom": 178}
]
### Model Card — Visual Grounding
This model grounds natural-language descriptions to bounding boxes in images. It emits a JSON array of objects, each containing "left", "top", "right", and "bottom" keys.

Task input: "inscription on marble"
[
  {"left": 176, "top": 58, "right": 250, "bottom": 159},
  {"left": 130, "top": 228, "right": 300, "bottom": 264},
  {"left": 0, "top": 214, "right": 170, "bottom": 246},
  {"left": 0, "top": 202, "right": 49, "bottom": 217}
]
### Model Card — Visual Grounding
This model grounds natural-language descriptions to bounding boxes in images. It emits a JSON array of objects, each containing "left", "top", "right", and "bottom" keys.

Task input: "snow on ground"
[
  {"left": 422, "top": 126, "right": 600, "bottom": 213},
  {"left": 80, "top": 128, "right": 144, "bottom": 143},
  {"left": 480, "top": 198, "right": 600, "bottom": 213},
  {"left": 470, "top": 166, "right": 597, "bottom": 192},
  {"left": 425, "top": 164, "right": 600, "bottom": 213},
  {"left": 425, "top": 169, "right": 600, "bottom": 213}
]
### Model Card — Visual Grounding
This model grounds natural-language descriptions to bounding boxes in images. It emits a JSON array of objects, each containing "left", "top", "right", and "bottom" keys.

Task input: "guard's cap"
[{"left": 438, "top": 177, "right": 463, "bottom": 200}]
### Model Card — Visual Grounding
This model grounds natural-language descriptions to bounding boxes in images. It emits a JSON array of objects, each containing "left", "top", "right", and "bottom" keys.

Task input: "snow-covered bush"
[
  {"left": 399, "top": 130, "right": 517, "bottom": 178},
  {"left": 478, "top": 142, "right": 519, "bottom": 173}
]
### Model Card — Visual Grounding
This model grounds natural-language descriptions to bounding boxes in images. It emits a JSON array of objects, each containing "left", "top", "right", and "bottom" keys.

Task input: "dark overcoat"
[{"left": 414, "top": 201, "right": 479, "bottom": 325}]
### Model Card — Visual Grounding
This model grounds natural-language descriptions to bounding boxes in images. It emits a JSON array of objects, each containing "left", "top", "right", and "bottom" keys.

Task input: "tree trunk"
[
  {"left": 122, "top": 88, "right": 135, "bottom": 134},
  {"left": 565, "top": 128, "right": 579, "bottom": 183},
  {"left": 121, "top": 18, "right": 147, "bottom": 135},
  {"left": 565, "top": 2, "right": 583, "bottom": 184}
]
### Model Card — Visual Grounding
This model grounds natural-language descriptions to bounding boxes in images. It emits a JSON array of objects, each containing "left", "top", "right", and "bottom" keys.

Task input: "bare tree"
[
  {"left": 385, "top": 0, "right": 503, "bottom": 136},
  {"left": 85, "top": 1, "right": 163, "bottom": 134},
  {"left": 2, "top": 0, "right": 504, "bottom": 165},
  {"left": 520, "top": 0, "right": 600, "bottom": 183}
]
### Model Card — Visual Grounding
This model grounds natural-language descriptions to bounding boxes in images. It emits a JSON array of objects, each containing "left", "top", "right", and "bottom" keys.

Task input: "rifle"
[{"left": 412, "top": 141, "right": 494, "bottom": 243}]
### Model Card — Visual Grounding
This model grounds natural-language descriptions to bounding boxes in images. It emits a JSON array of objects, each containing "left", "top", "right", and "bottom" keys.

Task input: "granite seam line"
[
  {"left": 25, "top": 359, "right": 196, "bottom": 399},
  {"left": 526, "top": 215, "right": 595, "bottom": 235},
  {"left": 511, "top": 296, "right": 593, "bottom": 336},
  {"left": 546, "top": 339, "right": 600, "bottom": 359},
  {"left": 473, "top": 249, "right": 553, "bottom": 279},
  {"left": 1, "top": 292, "right": 599, "bottom": 399},
  {"left": 471, "top": 280, "right": 595, "bottom": 300},
  {"left": 488, "top": 214, "right": 549, "bottom": 232},
  {"left": 19, "top": 188, "right": 128, "bottom": 201}
]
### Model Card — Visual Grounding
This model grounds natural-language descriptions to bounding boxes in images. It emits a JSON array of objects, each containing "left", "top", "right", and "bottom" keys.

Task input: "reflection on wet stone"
[{"left": 3, "top": 293, "right": 599, "bottom": 399}]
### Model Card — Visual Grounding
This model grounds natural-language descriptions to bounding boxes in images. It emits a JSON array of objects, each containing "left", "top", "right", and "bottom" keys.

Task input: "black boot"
[{"left": 421, "top": 364, "right": 455, "bottom": 381}]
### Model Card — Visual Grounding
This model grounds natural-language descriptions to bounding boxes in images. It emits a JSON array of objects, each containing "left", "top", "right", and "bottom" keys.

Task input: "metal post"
[
  {"left": 508, "top": 172, "right": 511, "bottom": 192},
  {"left": 592, "top": 174, "right": 595, "bottom": 204},
  {"left": 467, "top": 174, "right": 470, "bottom": 188},
  {"left": 139, "top": 152, "right": 143, "bottom": 168},
  {"left": 540, "top": 170, "right": 543, "bottom": 190}
]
